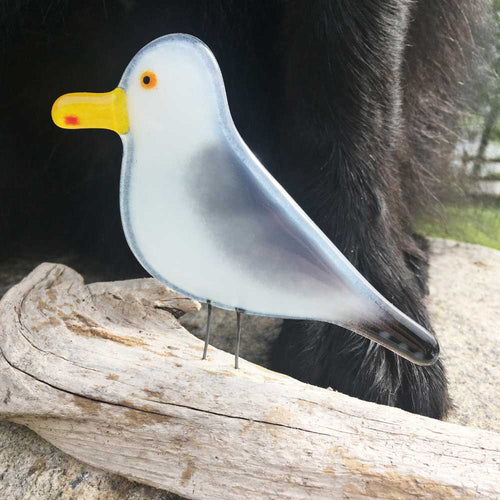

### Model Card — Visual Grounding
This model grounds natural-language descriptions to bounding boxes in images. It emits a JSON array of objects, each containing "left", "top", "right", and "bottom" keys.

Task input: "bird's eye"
[{"left": 140, "top": 71, "right": 157, "bottom": 89}]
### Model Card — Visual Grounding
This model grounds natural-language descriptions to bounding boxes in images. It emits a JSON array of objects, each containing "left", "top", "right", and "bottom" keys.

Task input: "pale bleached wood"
[{"left": 0, "top": 263, "right": 499, "bottom": 500}]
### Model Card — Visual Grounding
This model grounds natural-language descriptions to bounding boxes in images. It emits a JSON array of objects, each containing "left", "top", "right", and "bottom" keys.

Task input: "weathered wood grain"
[{"left": 0, "top": 263, "right": 499, "bottom": 499}]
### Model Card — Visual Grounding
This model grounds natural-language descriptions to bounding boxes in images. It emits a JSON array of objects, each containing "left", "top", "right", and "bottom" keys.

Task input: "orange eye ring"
[{"left": 140, "top": 71, "right": 157, "bottom": 89}]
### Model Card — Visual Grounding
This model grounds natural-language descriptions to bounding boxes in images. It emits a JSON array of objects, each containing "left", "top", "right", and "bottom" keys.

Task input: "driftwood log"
[{"left": 0, "top": 263, "right": 499, "bottom": 499}]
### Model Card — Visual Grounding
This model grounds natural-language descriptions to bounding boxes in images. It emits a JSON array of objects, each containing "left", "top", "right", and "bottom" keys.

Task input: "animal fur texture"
[{"left": 0, "top": 0, "right": 490, "bottom": 418}]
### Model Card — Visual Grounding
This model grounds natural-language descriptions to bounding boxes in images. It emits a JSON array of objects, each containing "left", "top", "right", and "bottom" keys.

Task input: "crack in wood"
[{"left": 1, "top": 341, "right": 338, "bottom": 438}]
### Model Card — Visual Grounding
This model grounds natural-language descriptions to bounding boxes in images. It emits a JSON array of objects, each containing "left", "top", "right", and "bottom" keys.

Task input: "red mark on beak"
[{"left": 64, "top": 115, "right": 79, "bottom": 125}]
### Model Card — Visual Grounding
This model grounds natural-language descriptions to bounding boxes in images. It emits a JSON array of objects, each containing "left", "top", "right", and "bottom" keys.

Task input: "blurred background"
[{"left": 419, "top": 0, "right": 500, "bottom": 250}]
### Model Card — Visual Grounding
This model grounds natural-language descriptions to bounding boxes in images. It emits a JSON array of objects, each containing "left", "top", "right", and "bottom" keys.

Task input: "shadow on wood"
[{"left": 0, "top": 263, "right": 499, "bottom": 499}]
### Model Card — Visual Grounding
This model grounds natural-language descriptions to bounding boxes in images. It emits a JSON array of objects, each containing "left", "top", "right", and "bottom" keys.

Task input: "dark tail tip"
[
  {"left": 349, "top": 314, "right": 440, "bottom": 366},
  {"left": 374, "top": 315, "right": 440, "bottom": 365}
]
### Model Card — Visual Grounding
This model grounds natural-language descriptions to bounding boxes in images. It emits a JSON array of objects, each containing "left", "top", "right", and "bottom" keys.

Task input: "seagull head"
[{"left": 52, "top": 34, "right": 227, "bottom": 142}]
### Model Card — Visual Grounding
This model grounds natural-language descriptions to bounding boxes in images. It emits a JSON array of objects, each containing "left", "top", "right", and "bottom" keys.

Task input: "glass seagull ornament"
[{"left": 52, "top": 33, "right": 439, "bottom": 368}]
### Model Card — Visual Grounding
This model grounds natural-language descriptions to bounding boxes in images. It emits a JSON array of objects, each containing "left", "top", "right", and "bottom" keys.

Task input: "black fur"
[{"left": 0, "top": 1, "right": 488, "bottom": 418}]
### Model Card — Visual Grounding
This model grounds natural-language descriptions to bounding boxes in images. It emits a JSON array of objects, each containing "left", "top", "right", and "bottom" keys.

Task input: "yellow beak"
[{"left": 51, "top": 88, "right": 129, "bottom": 135}]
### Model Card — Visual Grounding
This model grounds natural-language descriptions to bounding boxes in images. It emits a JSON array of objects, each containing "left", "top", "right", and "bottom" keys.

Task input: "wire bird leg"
[
  {"left": 235, "top": 309, "right": 242, "bottom": 369},
  {"left": 202, "top": 300, "right": 212, "bottom": 360}
]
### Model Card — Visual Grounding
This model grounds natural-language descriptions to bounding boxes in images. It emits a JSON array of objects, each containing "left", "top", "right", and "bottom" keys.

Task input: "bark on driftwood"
[{"left": 0, "top": 263, "right": 499, "bottom": 499}]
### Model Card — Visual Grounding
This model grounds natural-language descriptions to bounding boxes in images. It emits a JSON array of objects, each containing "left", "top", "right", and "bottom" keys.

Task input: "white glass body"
[{"left": 118, "top": 34, "right": 438, "bottom": 365}]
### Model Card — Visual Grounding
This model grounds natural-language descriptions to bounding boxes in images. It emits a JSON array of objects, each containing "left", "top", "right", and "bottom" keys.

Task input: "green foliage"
[
  {"left": 462, "top": 2, "right": 500, "bottom": 166},
  {"left": 418, "top": 197, "right": 500, "bottom": 250},
  {"left": 421, "top": 3, "right": 500, "bottom": 244},
  {"left": 482, "top": 172, "right": 500, "bottom": 180},
  {"left": 487, "top": 6, "right": 500, "bottom": 96},
  {"left": 489, "top": 1, "right": 500, "bottom": 140}
]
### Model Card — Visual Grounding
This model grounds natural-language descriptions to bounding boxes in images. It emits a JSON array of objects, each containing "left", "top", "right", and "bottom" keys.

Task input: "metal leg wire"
[
  {"left": 202, "top": 300, "right": 212, "bottom": 360},
  {"left": 235, "top": 309, "right": 242, "bottom": 369}
]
